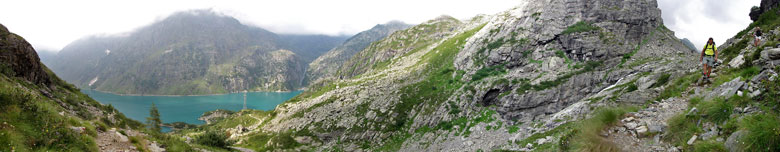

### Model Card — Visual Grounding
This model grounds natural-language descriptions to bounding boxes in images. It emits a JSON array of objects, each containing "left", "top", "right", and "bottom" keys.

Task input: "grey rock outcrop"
[
  {"left": 0, "top": 23, "right": 52, "bottom": 86},
  {"left": 750, "top": 0, "right": 780, "bottom": 21},
  {"left": 725, "top": 130, "right": 748, "bottom": 152},
  {"left": 706, "top": 77, "right": 744, "bottom": 100},
  {"left": 207, "top": 0, "right": 696, "bottom": 151}
]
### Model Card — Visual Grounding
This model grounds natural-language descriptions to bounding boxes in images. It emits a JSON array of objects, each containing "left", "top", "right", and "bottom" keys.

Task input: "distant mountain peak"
[{"left": 384, "top": 20, "right": 408, "bottom": 26}]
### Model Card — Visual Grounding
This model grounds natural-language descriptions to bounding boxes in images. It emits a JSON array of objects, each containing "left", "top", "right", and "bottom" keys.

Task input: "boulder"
[
  {"left": 687, "top": 134, "right": 698, "bottom": 145},
  {"left": 636, "top": 126, "right": 648, "bottom": 135},
  {"left": 636, "top": 76, "right": 657, "bottom": 91},
  {"left": 648, "top": 124, "right": 665, "bottom": 134},
  {"left": 69, "top": 126, "right": 86, "bottom": 134},
  {"left": 294, "top": 136, "right": 313, "bottom": 144},
  {"left": 700, "top": 129, "right": 718, "bottom": 140},
  {"left": 625, "top": 122, "right": 639, "bottom": 130},
  {"left": 729, "top": 54, "right": 745, "bottom": 68},
  {"left": 725, "top": 130, "right": 748, "bottom": 152},
  {"left": 761, "top": 48, "right": 780, "bottom": 60},
  {"left": 751, "top": 69, "right": 777, "bottom": 83},
  {"left": 706, "top": 77, "right": 744, "bottom": 100}
]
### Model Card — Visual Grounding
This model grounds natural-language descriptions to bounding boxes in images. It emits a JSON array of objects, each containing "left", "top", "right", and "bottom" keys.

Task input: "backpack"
[{"left": 704, "top": 43, "right": 716, "bottom": 56}]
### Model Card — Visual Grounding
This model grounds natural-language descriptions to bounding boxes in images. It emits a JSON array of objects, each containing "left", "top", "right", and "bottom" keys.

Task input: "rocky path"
[
  {"left": 603, "top": 72, "right": 741, "bottom": 151},
  {"left": 229, "top": 146, "right": 256, "bottom": 152},
  {"left": 96, "top": 128, "right": 139, "bottom": 152},
  {"left": 605, "top": 97, "right": 688, "bottom": 152},
  {"left": 96, "top": 128, "right": 165, "bottom": 152}
]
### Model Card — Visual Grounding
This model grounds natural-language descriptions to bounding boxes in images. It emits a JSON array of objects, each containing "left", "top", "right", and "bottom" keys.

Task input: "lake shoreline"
[
  {"left": 82, "top": 89, "right": 301, "bottom": 125},
  {"left": 85, "top": 89, "right": 304, "bottom": 97}
]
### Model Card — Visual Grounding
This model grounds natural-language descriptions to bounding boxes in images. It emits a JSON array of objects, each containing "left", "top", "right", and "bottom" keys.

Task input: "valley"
[{"left": 2, "top": 0, "right": 780, "bottom": 151}]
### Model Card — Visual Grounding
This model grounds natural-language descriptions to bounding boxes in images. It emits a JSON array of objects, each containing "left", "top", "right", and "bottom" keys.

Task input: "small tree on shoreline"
[{"left": 147, "top": 103, "right": 162, "bottom": 133}]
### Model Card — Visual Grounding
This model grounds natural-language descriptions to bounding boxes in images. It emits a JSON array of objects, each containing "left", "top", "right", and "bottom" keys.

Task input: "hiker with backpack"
[
  {"left": 754, "top": 27, "right": 763, "bottom": 46},
  {"left": 700, "top": 38, "right": 718, "bottom": 79}
]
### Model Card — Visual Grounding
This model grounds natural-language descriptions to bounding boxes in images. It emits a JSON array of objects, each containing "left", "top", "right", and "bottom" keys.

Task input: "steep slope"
[
  {"left": 0, "top": 23, "right": 192, "bottom": 151},
  {"left": 305, "top": 21, "right": 411, "bottom": 86},
  {"left": 681, "top": 38, "right": 697, "bottom": 52},
  {"left": 336, "top": 16, "right": 460, "bottom": 78},
  {"left": 49, "top": 10, "right": 345, "bottom": 95},
  {"left": 596, "top": 1, "right": 780, "bottom": 151},
  {"left": 184, "top": 0, "right": 699, "bottom": 151}
]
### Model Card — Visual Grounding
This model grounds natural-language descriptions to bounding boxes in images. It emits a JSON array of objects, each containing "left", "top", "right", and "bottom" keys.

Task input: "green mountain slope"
[
  {"left": 0, "top": 23, "right": 192, "bottom": 151},
  {"left": 336, "top": 16, "right": 460, "bottom": 79},
  {"left": 49, "top": 10, "right": 346, "bottom": 95},
  {"left": 178, "top": 0, "right": 709, "bottom": 151},
  {"left": 306, "top": 21, "right": 411, "bottom": 86}
]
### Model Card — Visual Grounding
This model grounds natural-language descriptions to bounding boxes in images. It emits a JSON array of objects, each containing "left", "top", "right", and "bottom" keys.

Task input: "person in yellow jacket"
[{"left": 700, "top": 38, "right": 718, "bottom": 79}]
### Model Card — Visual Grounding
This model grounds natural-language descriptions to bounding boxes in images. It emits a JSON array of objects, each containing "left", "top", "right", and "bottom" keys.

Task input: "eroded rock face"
[
  {"left": 750, "top": 0, "right": 780, "bottom": 21},
  {"left": 215, "top": 0, "right": 694, "bottom": 151},
  {"left": 0, "top": 24, "right": 52, "bottom": 86},
  {"left": 453, "top": 0, "right": 686, "bottom": 122}
]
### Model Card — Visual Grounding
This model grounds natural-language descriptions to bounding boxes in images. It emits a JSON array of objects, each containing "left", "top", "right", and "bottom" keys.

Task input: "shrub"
[
  {"left": 693, "top": 140, "right": 727, "bottom": 152},
  {"left": 571, "top": 107, "right": 634, "bottom": 151},
  {"left": 471, "top": 65, "right": 506, "bottom": 81},
  {"left": 626, "top": 83, "right": 638, "bottom": 92},
  {"left": 507, "top": 125, "right": 520, "bottom": 133},
  {"left": 699, "top": 97, "right": 733, "bottom": 123},
  {"left": 562, "top": 21, "right": 601, "bottom": 34},
  {"left": 739, "top": 66, "right": 761, "bottom": 79},
  {"left": 665, "top": 114, "right": 702, "bottom": 148},
  {"left": 740, "top": 113, "right": 780, "bottom": 151},
  {"left": 95, "top": 121, "right": 108, "bottom": 132},
  {"left": 657, "top": 73, "right": 698, "bottom": 100},
  {"left": 195, "top": 130, "right": 233, "bottom": 149},
  {"left": 652, "top": 74, "right": 671, "bottom": 88}
]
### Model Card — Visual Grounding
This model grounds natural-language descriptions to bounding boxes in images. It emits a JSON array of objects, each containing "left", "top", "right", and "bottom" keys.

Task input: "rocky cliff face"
[
  {"left": 48, "top": 10, "right": 345, "bottom": 95},
  {"left": 192, "top": 0, "right": 698, "bottom": 151},
  {"left": 750, "top": 0, "right": 780, "bottom": 21},
  {"left": 305, "top": 21, "right": 411, "bottom": 86},
  {"left": 0, "top": 24, "right": 51, "bottom": 86}
]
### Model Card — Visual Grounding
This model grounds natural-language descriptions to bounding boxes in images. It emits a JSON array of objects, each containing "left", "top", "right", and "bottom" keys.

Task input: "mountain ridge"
[
  {"left": 305, "top": 21, "right": 412, "bottom": 87},
  {"left": 48, "top": 9, "right": 346, "bottom": 95}
]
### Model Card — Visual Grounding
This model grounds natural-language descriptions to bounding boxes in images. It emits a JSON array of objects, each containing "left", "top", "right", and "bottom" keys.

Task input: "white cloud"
[
  {"left": 1, "top": 0, "right": 763, "bottom": 52},
  {"left": 658, "top": 0, "right": 760, "bottom": 50},
  {"left": 0, "top": 0, "right": 518, "bottom": 51}
]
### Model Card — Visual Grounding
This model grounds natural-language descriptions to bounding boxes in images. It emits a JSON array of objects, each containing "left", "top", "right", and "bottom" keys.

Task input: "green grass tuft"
[
  {"left": 652, "top": 73, "right": 671, "bottom": 88},
  {"left": 740, "top": 113, "right": 780, "bottom": 151},
  {"left": 665, "top": 114, "right": 703, "bottom": 148},
  {"left": 472, "top": 64, "right": 507, "bottom": 81},
  {"left": 562, "top": 21, "right": 601, "bottom": 35},
  {"left": 569, "top": 107, "right": 636, "bottom": 152},
  {"left": 693, "top": 140, "right": 727, "bottom": 152}
]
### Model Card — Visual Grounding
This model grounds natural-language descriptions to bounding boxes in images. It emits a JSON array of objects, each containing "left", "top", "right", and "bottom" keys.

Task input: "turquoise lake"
[{"left": 81, "top": 90, "right": 301, "bottom": 131}]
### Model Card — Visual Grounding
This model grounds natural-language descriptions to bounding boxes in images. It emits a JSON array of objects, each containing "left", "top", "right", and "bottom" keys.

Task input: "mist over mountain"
[
  {"left": 681, "top": 38, "right": 697, "bottom": 52},
  {"left": 47, "top": 10, "right": 347, "bottom": 95}
]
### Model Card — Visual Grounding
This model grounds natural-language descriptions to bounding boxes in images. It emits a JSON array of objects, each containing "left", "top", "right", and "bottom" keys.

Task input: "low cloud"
[
  {"left": 0, "top": 0, "right": 518, "bottom": 51},
  {"left": 658, "top": 0, "right": 760, "bottom": 50}
]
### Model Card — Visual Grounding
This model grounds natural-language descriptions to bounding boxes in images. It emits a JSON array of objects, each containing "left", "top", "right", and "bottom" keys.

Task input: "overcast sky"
[
  {"left": 0, "top": 0, "right": 762, "bottom": 52},
  {"left": 658, "top": 0, "right": 760, "bottom": 50}
]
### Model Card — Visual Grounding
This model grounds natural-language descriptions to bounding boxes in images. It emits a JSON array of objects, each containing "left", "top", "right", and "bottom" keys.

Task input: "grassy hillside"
[{"left": 1, "top": 23, "right": 193, "bottom": 151}]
